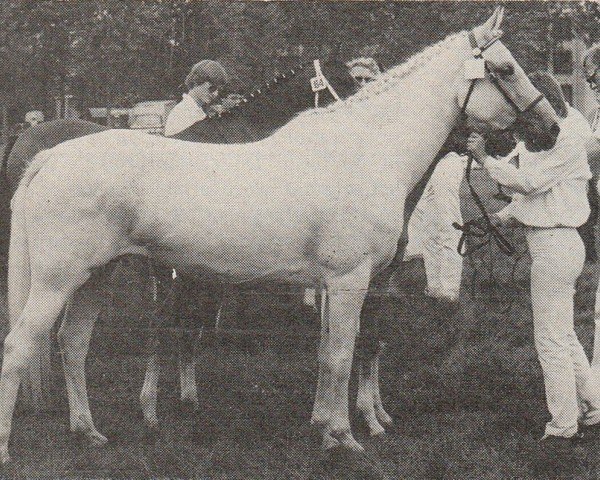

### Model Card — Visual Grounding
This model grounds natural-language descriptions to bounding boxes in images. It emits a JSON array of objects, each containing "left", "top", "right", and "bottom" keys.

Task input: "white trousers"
[
  {"left": 592, "top": 289, "right": 600, "bottom": 372},
  {"left": 527, "top": 227, "right": 600, "bottom": 437},
  {"left": 404, "top": 153, "right": 465, "bottom": 301}
]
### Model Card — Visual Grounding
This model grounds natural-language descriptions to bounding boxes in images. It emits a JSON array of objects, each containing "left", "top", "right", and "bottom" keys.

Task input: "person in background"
[
  {"left": 468, "top": 71, "right": 600, "bottom": 452},
  {"left": 574, "top": 45, "right": 600, "bottom": 263},
  {"left": 164, "top": 59, "right": 229, "bottom": 137},
  {"left": 584, "top": 44, "right": 600, "bottom": 171},
  {"left": 582, "top": 44, "right": 600, "bottom": 373},
  {"left": 346, "top": 57, "right": 382, "bottom": 87},
  {"left": 24, "top": 110, "right": 44, "bottom": 128},
  {"left": 403, "top": 151, "right": 467, "bottom": 303}
]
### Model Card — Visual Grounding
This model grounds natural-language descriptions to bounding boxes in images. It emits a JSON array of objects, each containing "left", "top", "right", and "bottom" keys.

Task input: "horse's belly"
[{"left": 135, "top": 202, "right": 326, "bottom": 284}]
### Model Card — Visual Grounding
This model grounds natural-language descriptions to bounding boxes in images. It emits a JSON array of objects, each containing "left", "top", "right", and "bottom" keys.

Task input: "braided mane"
[
  {"left": 301, "top": 31, "right": 467, "bottom": 117},
  {"left": 208, "top": 63, "right": 307, "bottom": 120}
]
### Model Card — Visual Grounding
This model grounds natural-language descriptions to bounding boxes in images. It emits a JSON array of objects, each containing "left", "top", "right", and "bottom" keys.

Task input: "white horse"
[{"left": 0, "top": 7, "right": 558, "bottom": 463}]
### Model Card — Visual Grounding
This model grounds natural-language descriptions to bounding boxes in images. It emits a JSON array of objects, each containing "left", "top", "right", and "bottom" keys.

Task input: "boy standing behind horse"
[{"left": 164, "top": 59, "right": 229, "bottom": 136}]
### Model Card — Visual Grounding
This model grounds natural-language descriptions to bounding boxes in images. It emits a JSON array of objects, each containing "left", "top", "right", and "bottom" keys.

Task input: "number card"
[{"left": 310, "top": 76, "right": 327, "bottom": 92}]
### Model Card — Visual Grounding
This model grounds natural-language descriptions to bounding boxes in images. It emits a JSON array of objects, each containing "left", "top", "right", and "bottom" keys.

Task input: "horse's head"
[{"left": 456, "top": 7, "right": 560, "bottom": 151}]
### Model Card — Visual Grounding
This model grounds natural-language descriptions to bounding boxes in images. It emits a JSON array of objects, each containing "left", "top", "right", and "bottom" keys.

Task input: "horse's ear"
[
  {"left": 474, "top": 6, "right": 505, "bottom": 47},
  {"left": 483, "top": 6, "right": 504, "bottom": 32}
]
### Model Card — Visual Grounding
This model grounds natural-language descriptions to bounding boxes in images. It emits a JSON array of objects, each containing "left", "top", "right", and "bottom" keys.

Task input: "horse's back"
[{"left": 6, "top": 119, "right": 107, "bottom": 193}]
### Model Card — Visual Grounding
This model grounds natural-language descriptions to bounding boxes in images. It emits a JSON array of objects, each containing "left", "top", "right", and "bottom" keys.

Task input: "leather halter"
[
  {"left": 454, "top": 31, "right": 528, "bottom": 258},
  {"left": 461, "top": 31, "right": 545, "bottom": 118}
]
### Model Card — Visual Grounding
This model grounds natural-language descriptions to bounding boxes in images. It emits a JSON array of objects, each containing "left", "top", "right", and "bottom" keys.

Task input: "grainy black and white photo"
[{"left": 1, "top": 1, "right": 600, "bottom": 478}]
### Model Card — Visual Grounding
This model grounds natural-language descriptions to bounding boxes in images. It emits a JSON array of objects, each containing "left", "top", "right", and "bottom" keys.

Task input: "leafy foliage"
[{"left": 1, "top": 1, "right": 599, "bottom": 122}]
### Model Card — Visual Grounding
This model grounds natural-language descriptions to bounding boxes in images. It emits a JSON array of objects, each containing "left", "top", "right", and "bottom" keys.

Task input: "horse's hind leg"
[
  {"left": 371, "top": 354, "right": 392, "bottom": 426},
  {"left": 357, "top": 356, "right": 385, "bottom": 436},
  {"left": 177, "top": 277, "right": 223, "bottom": 410},
  {"left": 141, "top": 354, "right": 161, "bottom": 428},
  {"left": 57, "top": 275, "right": 107, "bottom": 446},
  {"left": 178, "top": 330, "right": 200, "bottom": 409},
  {"left": 0, "top": 285, "right": 74, "bottom": 463}
]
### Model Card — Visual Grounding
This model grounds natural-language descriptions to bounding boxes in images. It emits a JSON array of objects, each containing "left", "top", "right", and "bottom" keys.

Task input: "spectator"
[
  {"left": 164, "top": 59, "right": 229, "bottom": 137},
  {"left": 24, "top": 111, "right": 44, "bottom": 128},
  {"left": 403, "top": 151, "right": 467, "bottom": 302},
  {"left": 346, "top": 57, "right": 382, "bottom": 86},
  {"left": 583, "top": 44, "right": 600, "bottom": 372}
]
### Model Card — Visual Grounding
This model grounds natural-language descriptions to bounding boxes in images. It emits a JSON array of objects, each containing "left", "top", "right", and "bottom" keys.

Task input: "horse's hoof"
[
  {"left": 369, "top": 422, "right": 385, "bottom": 437},
  {"left": 70, "top": 428, "right": 108, "bottom": 447},
  {"left": 87, "top": 430, "right": 108, "bottom": 447},
  {"left": 376, "top": 409, "right": 393, "bottom": 427},
  {"left": 330, "top": 430, "right": 365, "bottom": 452},
  {"left": 322, "top": 434, "right": 340, "bottom": 450},
  {"left": 310, "top": 414, "right": 328, "bottom": 428}
]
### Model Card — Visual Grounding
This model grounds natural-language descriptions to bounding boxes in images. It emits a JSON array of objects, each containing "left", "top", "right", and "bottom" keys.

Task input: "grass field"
[{"left": 1, "top": 169, "right": 600, "bottom": 479}]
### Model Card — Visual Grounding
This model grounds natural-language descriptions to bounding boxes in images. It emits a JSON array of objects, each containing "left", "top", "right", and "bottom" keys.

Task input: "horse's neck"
[{"left": 304, "top": 34, "right": 470, "bottom": 192}]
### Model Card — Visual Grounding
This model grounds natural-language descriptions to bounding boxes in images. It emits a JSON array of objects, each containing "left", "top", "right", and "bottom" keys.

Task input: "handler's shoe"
[
  {"left": 580, "top": 407, "right": 600, "bottom": 430},
  {"left": 538, "top": 432, "right": 585, "bottom": 447},
  {"left": 533, "top": 433, "right": 585, "bottom": 478}
]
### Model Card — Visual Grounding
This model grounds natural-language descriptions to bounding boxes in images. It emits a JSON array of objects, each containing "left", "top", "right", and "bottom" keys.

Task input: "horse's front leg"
[
  {"left": 355, "top": 282, "right": 394, "bottom": 436},
  {"left": 311, "top": 262, "right": 370, "bottom": 452},
  {"left": 58, "top": 276, "right": 107, "bottom": 446}
]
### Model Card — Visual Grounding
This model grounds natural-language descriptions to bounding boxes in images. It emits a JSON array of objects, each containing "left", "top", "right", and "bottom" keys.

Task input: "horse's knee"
[
  {"left": 324, "top": 348, "right": 354, "bottom": 380},
  {"left": 2, "top": 332, "right": 37, "bottom": 376}
]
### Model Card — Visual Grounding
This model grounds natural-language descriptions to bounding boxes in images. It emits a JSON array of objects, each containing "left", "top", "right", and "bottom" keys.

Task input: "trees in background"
[{"left": 0, "top": 1, "right": 599, "bottom": 128}]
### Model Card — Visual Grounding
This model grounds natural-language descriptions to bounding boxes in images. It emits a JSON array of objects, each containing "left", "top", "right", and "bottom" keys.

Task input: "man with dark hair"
[{"left": 164, "top": 59, "right": 229, "bottom": 136}]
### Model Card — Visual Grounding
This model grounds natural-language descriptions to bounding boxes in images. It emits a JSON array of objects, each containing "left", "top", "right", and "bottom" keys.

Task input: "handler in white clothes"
[
  {"left": 583, "top": 44, "right": 600, "bottom": 371},
  {"left": 403, "top": 151, "right": 467, "bottom": 302},
  {"left": 164, "top": 59, "right": 229, "bottom": 137},
  {"left": 468, "top": 71, "right": 600, "bottom": 444}
]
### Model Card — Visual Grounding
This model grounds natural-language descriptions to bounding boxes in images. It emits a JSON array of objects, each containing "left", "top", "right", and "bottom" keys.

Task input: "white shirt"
[
  {"left": 164, "top": 94, "right": 207, "bottom": 137},
  {"left": 591, "top": 107, "right": 600, "bottom": 141},
  {"left": 563, "top": 105, "right": 593, "bottom": 143},
  {"left": 484, "top": 112, "right": 592, "bottom": 228},
  {"left": 403, "top": 152, "right": 467, "bottom": 300}
]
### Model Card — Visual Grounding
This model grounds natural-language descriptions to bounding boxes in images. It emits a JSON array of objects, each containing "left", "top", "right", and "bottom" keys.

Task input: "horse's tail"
[
  {"left": 7, "top": 149, "right": 54, "bottom": 327},
  {"left": 7, "top": 182, "right": 31, "bottom": 329}
]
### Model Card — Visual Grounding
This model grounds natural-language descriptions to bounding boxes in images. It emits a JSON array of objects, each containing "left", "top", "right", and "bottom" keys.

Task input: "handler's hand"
[
  {"left": 489, "top": 213, "right": 502, "bottom": 228},
  {"left": 466, "top": 133, "right": 488, "bottom": 164},
  {"left": 472, "top": 213, "right": 502, "bottom": 229}
]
